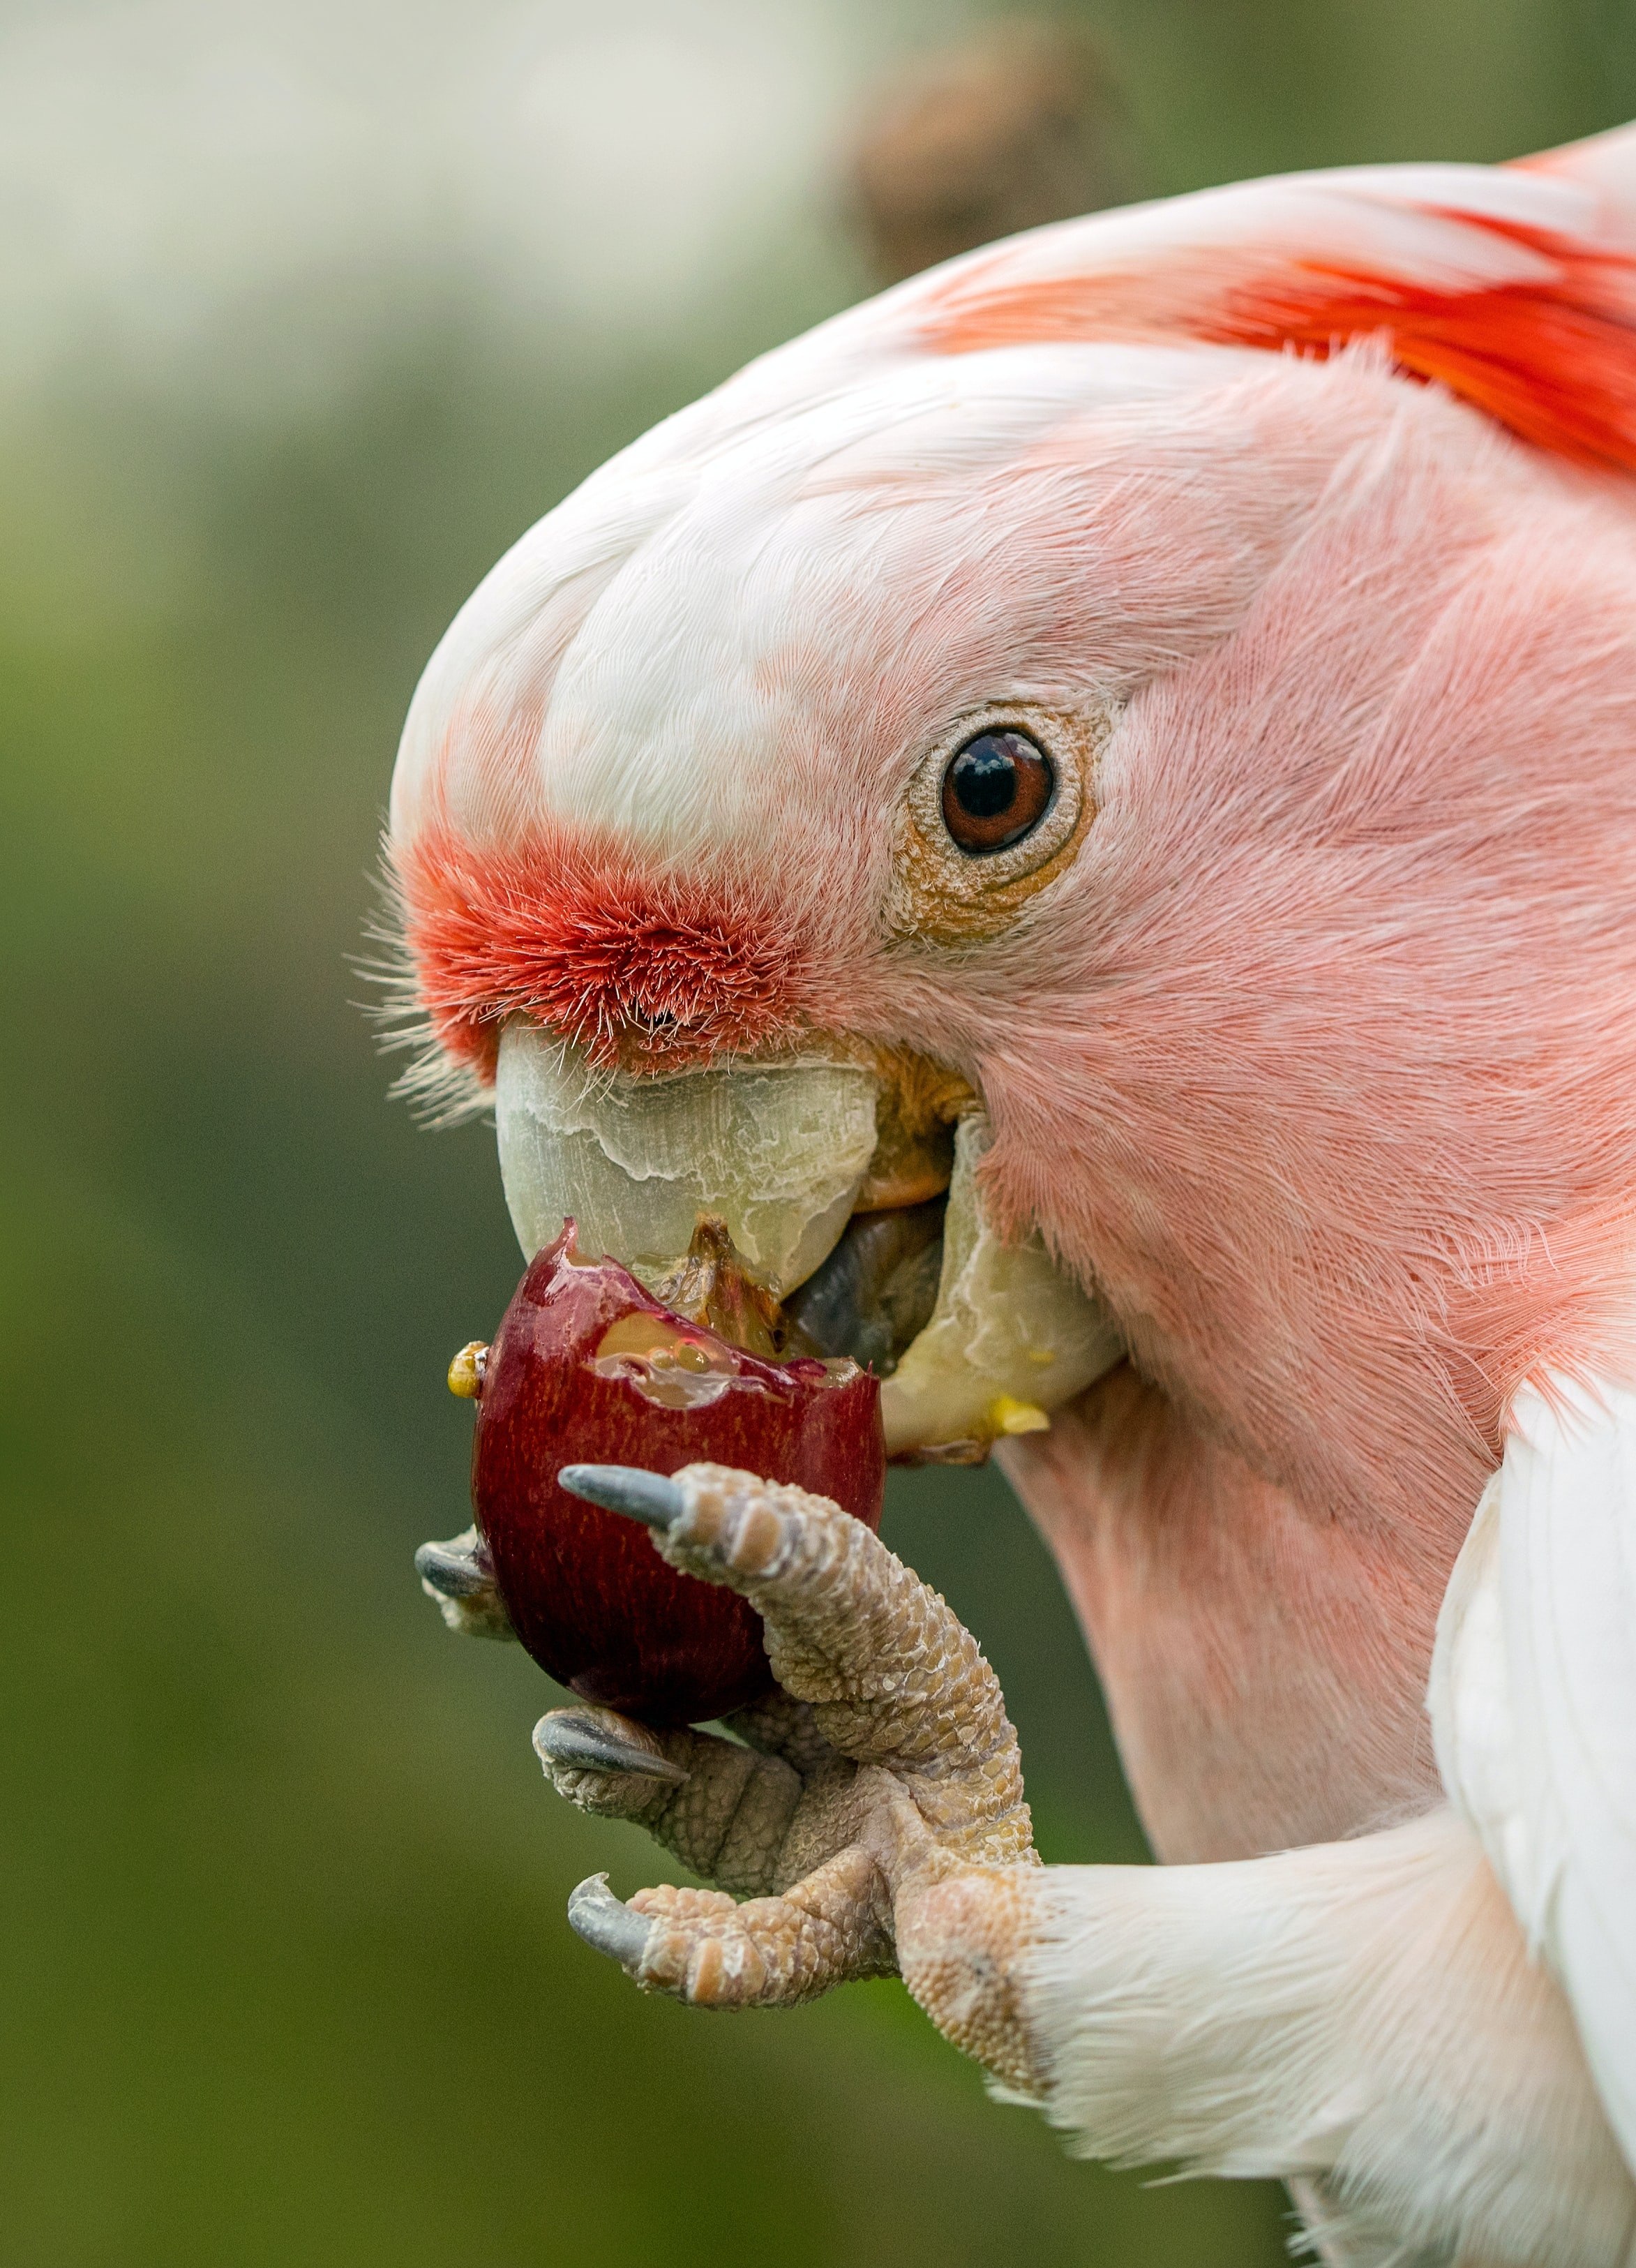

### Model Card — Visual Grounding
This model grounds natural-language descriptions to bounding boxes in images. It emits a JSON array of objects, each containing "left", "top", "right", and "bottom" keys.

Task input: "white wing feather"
[{"left": 1430, "top": 1374, "right": 1636, "bottom": 2170}]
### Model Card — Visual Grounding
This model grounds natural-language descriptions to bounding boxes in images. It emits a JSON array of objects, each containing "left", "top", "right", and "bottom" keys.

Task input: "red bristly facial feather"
[{"left": 393, "top": 825, "right": 813, "bottom": 1075}]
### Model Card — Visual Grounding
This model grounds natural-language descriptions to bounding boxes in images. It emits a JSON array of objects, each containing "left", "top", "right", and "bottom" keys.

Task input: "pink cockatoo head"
[{"left": 390, "top": 127, "right": 1636, "bottom": 1861}]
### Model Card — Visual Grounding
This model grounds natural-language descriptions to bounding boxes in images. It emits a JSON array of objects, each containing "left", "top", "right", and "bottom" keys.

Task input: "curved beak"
[{"left": 494, "top": 1021, "right": 1123, "bottom": 1459}]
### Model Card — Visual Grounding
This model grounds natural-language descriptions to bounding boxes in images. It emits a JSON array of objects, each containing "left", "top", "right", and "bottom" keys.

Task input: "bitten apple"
[{"left": 469, "top": 1223, "right": 885, "bottom": 1725}]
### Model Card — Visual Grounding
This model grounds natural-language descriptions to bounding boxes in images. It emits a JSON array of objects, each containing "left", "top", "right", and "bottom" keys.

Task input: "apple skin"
[{"left": 472, "top": 1223, "right": 885, "bottom": 1726}]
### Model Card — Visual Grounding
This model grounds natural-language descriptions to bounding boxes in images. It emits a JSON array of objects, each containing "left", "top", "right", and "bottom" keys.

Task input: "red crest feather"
[{"left": 920, "top": 216, "right": 1636, "bottom": 474}]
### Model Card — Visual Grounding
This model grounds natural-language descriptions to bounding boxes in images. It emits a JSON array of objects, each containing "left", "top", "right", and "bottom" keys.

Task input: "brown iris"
[
  {"left": 938, "top": 730, "right": 1051, "bottom": 853},
  {"left": 940, "top": 729, "right": 1056, "bottom": 853}
]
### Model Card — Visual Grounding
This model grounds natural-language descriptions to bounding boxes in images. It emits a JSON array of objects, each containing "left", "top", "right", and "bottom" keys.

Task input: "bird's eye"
[{"left": 941, "top": 730, "right": 1055, "bottom": 854}]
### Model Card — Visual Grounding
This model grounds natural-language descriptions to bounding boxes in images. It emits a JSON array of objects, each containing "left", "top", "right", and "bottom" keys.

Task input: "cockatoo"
[{"left": 391, "top": 120, "right": 1636, "bottom": 2267}]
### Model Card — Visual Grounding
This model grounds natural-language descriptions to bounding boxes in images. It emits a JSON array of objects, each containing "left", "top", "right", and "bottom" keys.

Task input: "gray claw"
[
  {"left": 534, "top": 1710, "right": 689, "bottom": 1785},
  {"left": 568, "top": 1873, "right": 654, "bottom": 1971},
  {"left": 413, "top": 1526, "right": 513, "bottom": 1641},
  {"left": 558, "top": 1464, "right": 686, "bottom": 1530},
  {"left": 414, "top": 1535, "right": 492, "bottom": 1598}
]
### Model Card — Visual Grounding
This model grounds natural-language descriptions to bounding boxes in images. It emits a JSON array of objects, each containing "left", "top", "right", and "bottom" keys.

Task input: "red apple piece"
[{"left": 469, "top": 1223, "right": 885, "bottom": 1726}]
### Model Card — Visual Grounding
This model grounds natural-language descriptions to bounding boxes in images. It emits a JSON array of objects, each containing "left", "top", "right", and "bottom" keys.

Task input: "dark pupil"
[{"left": 950, "top": 736, "right": 1021, "bottom": 818}]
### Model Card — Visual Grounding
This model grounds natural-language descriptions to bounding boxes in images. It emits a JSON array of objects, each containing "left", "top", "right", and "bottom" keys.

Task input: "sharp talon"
[
  {"left": 534, "top": 1712, "right": 689, "bottom": 1785},
  {"left": 414, "top": 1536, "right": 491, "bottom": 1598},
  {"left": 557, "top": 1464, "right": 686, "bottom": 1530},
  {"left": 568, "top": 1874, "right": 654, "bottom": 1971}
]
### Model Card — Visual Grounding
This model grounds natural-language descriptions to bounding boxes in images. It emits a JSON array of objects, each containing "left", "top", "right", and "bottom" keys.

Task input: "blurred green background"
[{"left": 5, "top": 3, "right": 1634, "bottom": 2261}]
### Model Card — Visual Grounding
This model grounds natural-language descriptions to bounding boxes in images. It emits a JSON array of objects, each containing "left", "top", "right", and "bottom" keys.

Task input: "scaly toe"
[{"left": 683, "top": 1930, "right": 769, "bottom": 2006}]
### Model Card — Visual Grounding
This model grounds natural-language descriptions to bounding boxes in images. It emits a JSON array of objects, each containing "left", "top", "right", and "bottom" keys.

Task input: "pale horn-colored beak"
[
  {"left": 878, "top": 1112, "right": 1123, "bottom": 1458},
  {"left": 494, "top": 1022, "right": 1123, "bottom": 1459},
  {"left": 495, "top": 1024, "right": 881, "bottom": 1295}
]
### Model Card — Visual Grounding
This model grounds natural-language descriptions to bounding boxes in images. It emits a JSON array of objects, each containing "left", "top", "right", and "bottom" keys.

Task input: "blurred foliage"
[{"left": 6, "top": 3, "right": 1635, "bottom": 2260}]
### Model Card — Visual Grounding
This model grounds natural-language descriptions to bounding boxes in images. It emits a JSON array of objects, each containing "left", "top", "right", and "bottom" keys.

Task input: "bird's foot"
[{"left": 536, "top": 1462, "right": 1051, "bottom": 2091}]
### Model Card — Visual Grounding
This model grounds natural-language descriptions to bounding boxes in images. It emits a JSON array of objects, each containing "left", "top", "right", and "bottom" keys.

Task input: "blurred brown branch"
[{"left": 848, "top": 20, "right": 1144, "bottom": 285}]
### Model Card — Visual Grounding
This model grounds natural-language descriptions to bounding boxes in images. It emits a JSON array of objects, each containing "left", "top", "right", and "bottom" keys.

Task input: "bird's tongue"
[{"left": 466, "top": 1224, "right": 885, "bottom": 1724}]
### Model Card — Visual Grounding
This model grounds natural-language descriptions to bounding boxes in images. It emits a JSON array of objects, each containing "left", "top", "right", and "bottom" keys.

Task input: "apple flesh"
[{"left": 471, "top": 1223, "right": 885, "bottom": 1726}]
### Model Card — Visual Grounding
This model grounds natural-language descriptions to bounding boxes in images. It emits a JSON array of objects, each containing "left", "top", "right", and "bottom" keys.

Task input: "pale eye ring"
[
  {"left": 891, "top": 700, "right": 1108, "bottom": 946},
  {"left": 941, "top": 729, "right": 1055, "bottom": 854}
]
